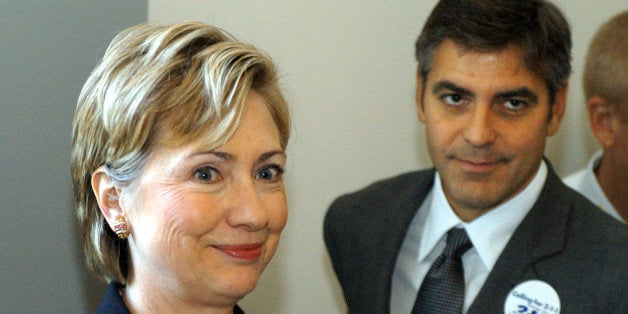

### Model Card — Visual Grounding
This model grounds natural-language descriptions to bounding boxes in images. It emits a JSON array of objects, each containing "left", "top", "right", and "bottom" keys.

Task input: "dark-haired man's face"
[{"left": 416, "top": 40, "right": 566, "bottom": 221}]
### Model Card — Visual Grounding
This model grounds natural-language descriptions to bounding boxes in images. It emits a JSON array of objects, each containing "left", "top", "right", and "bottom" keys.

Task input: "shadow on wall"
[{"left": 0, "top": 2, "right": 146, "bottom": 312}]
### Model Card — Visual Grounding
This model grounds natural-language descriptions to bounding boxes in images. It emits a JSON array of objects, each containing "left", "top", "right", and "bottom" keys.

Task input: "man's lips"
[
  {"left": 455, "top": 157, "right": 507, "bottom": 172},
  {"left": 214, "top": 243, "right": 263, "bottom": 261}
]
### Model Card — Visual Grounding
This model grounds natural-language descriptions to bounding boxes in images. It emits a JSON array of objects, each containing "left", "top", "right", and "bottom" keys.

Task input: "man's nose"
[{"left": 463, "top": 104, "right": 497, "bottom": 148}]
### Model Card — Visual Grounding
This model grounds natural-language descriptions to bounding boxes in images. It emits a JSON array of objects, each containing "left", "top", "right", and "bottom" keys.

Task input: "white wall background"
[{"left": 148, "top": 1, "right": 627, "bottom": 313}]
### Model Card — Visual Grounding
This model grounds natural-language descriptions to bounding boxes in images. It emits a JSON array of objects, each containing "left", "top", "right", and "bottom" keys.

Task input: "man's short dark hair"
[{"left": 415, "top": 0, "right": 571, "bottom": 104}]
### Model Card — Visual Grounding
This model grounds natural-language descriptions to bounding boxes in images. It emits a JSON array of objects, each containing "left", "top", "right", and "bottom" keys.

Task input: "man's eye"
[
  {"left": 256, "top": 166, "right": 284, "bottom": 181},
  {"left": 504, "top": 99, "right": 527, "bottom": 110},
  {"left": 443, "top": 94, "right": 464, "bottom": 106}
]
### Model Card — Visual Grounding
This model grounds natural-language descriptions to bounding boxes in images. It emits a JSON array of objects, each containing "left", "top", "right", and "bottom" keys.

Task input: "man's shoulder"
[
  {"left": 552, "top": 196, "right": 627, "bottom": 308},
  {"left": 334, "top": 169, "right": 434, "bottom": 205},
  {"left": 544, "top": 174, "right": 627, "bottom": 261},
  {"left": 566, "top": 194, "right": 627, "bottom": 242},
  {"left": 521, "top": 165, "right": 626, "bottom": 260},
  {"left": 323, "top": 170, "right": 436, "bottom": 313},
  {"left": 324, "top": 169, "right": 434, "bottom": 229}
]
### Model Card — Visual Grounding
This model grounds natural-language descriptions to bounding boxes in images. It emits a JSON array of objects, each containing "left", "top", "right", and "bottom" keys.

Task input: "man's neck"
[{"left": 595, "top": 154, "right": 628, "bottom": 222}]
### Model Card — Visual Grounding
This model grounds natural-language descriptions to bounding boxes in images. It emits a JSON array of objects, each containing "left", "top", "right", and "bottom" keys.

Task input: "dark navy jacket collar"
[
  {"left": 94, "top": 282, "right": 244, "bottom": 314},
  {"left": 94, "top": 282, "right": 130, "bottom": 314}
]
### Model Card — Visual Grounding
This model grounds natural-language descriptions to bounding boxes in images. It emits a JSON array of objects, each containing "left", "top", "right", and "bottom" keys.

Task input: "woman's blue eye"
[
  {"left": 195, "top": 168, "right": 216, "bottom": 181},
  {"left": 256, "top": 166, "right": 284, "bottom": 181}
]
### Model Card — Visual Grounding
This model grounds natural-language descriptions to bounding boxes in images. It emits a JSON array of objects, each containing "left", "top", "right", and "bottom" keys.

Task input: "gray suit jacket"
[{"left": 324, "top": 164, "right": 627, "bottom": 313}]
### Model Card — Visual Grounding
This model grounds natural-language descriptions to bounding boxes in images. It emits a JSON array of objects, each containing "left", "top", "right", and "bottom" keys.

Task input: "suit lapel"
[
  {"left": 468, "top": 164, "right": 570, "bottom": 313},
  {"left": 371, "top": 169, "right": 436, "bottom": 312}
]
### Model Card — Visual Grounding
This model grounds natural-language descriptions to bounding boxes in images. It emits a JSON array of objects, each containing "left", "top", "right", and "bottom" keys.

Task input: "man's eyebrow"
[
  {"left": 496, "top": 88, "right": 539, "bottom": 103},
  {"left": 433, "top": 81, "right": 539, "bottom": 104},
  {"left": 432, "top": 80, "right": 474, "bottom": 98}
]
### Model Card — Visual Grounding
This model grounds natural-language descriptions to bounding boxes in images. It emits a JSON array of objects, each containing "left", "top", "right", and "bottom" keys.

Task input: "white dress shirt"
[
  {"left": 390, "top": 162, "right": 548, "bottom": 313},
  {"left": 563, "top": 150, "right": 624, "bottom": 223}
]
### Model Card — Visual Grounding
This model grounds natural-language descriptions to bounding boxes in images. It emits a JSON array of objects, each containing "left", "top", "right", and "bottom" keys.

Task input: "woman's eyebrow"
[
  {"left": 188, "top": 150, "right": 236, "bottom": 161},
  {"left": 188, "top": 150, "right": 285, "bottom": 163},
  {"left": 258, "top": 151, "right": 286, "bottom": 163}
]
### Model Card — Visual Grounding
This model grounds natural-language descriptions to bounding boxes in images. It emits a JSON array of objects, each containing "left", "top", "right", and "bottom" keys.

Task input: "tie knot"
[{"left": 444, "top": 228, "right": 472, "bottom": 258}]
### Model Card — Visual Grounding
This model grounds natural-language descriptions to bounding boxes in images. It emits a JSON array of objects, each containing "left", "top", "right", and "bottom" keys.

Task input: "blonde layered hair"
[
  {"left": 71, "top": 22, "right": 290, "bottom": 283},
  {"left": 584, "top": 11, "right": 628, "bottom": 107}
]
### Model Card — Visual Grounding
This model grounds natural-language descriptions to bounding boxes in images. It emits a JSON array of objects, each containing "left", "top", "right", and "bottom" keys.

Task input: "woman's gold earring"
[{"left": 113, "top": 216, "right": 129, "bottom": 239}]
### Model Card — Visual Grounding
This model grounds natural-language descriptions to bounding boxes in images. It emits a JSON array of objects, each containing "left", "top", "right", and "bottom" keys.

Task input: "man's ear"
[
  {"left": 91, "top": 166, "right": 124, "bottom": 230},
  {"left": 416, "top": 70, "right": 427, "bottom": 123},
  {"left": 548, "top": 83, "right": 568, "bottom": 136},
  {"left": 587, "top": 95, "right": 616, "bottom": 148}
]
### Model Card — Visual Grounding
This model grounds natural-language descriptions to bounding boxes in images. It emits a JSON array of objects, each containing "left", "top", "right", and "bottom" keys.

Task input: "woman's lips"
[{"left": 214, "top": 244, "right": 262, "bottom": 261}]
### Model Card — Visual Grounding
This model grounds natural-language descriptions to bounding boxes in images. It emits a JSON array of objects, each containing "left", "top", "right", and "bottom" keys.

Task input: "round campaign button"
[{"left": 504, "top": 280, "right": 561, "bottom": 314}]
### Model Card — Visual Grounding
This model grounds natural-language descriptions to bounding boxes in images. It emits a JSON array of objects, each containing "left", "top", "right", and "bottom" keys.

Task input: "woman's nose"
[{"left": 225, "top": 180, "right": 269, "bottom": 231}]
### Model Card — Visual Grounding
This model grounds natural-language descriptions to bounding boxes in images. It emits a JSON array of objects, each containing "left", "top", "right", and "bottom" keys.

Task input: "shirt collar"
[
  {"left": 419, "top": 161, "right": 548, "bottom": 271},
  {"left": 585, "top": 150, "right": 618, "bottom": 217},
  {"left": 418, "top": 174, "right": 463, "bottom": 262}
]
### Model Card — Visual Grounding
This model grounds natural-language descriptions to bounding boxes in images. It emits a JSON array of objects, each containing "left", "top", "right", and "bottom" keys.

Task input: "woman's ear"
[{"left": 91, "top": 166, "right": 124, "bottom": 231}]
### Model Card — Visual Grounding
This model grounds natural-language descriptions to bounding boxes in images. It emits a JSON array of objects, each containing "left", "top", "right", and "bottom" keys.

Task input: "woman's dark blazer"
[{"left": 94, "top": 282, "right": 244, "bottom": 314}]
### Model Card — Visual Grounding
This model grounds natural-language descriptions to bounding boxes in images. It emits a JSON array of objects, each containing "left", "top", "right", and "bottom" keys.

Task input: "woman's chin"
[{"left": 215, "top": 268, "right": 262, "bottom": 299}]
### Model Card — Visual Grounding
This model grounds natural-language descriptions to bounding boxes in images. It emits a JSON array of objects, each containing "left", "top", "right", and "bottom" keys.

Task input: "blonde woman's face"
[{"left": 124, "top": 91, "right": 287, "bottom": 309}]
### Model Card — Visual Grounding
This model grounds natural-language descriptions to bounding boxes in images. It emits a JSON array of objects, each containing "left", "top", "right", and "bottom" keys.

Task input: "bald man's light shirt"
[{"left": 563, "top": 150, "right": 624, "bottom": 223}]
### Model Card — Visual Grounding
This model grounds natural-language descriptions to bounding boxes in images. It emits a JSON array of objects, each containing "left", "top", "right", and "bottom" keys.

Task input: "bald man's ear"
[
  {"left": 416, "top": 70, "right": 426, "bottom": 123},
  {"left": 587, "top": 96, "right": 616, "bottom": 148},
  {"left": 91, "top": 166, "right": 124, "bottom": 231}
]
